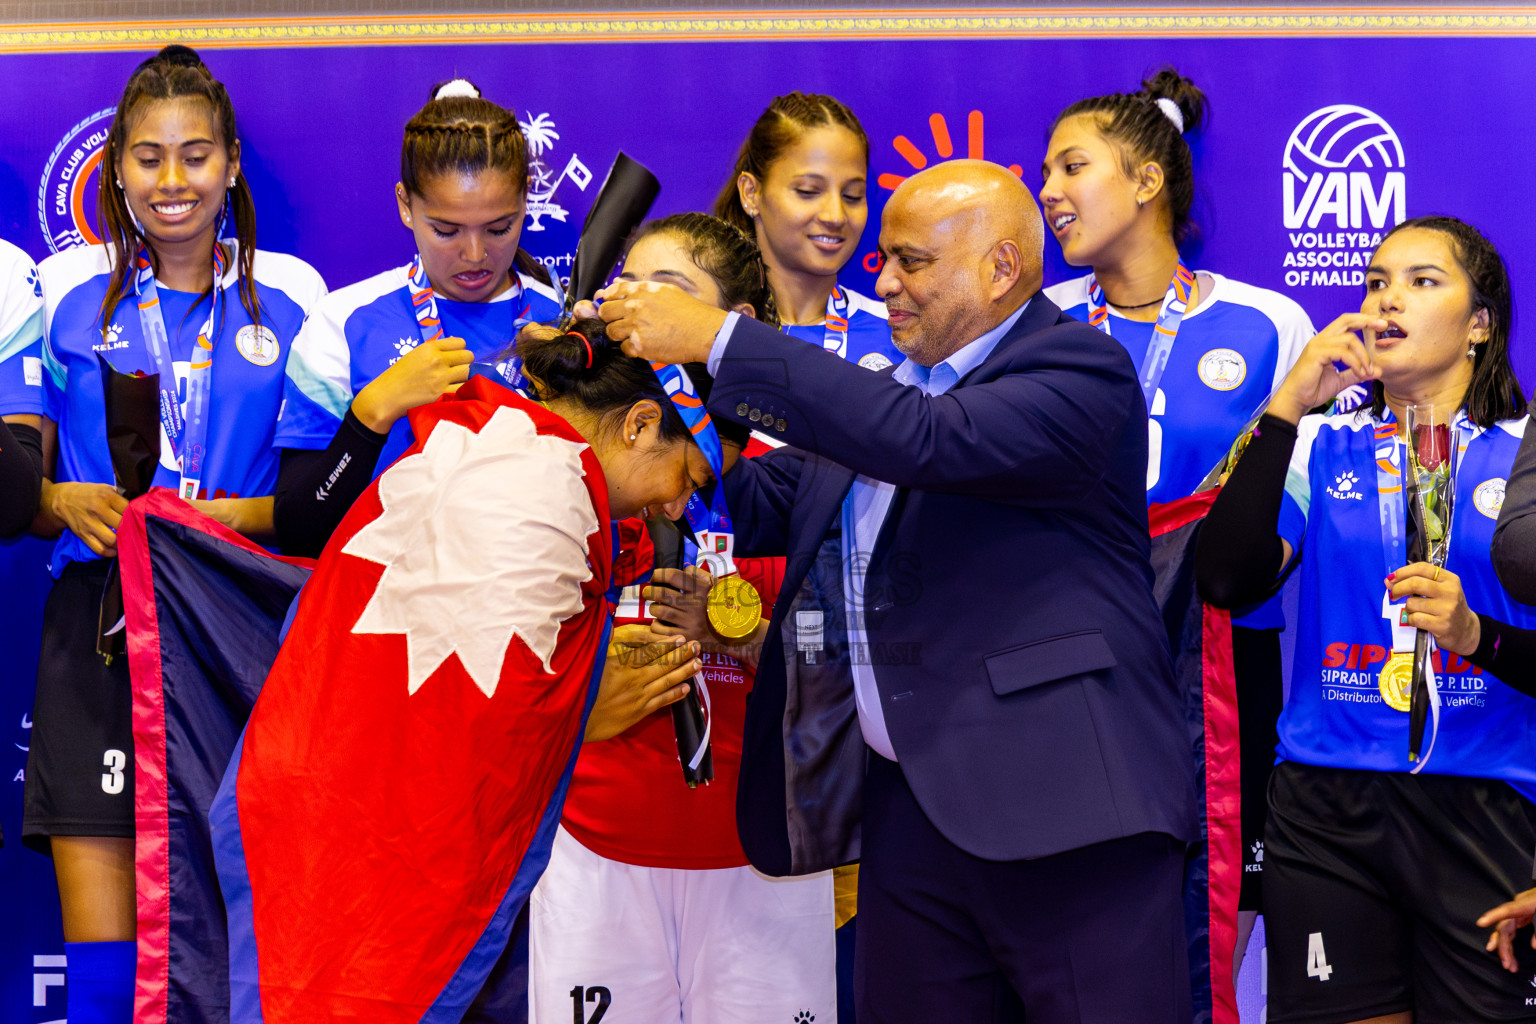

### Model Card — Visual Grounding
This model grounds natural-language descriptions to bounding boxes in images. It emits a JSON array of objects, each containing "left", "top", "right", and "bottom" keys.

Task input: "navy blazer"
[{"left": 715, "top": 293, "right": 1199, "bottom": 875}]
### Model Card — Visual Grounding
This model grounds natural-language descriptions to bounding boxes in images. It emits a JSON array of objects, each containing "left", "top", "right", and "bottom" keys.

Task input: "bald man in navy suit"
[{"left": 598, "top": 161, "right": 1196, "bottom": 1024}]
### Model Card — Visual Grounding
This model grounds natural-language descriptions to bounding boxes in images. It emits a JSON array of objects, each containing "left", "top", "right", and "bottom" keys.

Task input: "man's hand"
[
  {"left": 1478, "top": 887, "right": 1536, "bottom": 972},
  {"left": 584, "top": 625, "right": 700, "bottom": 742},
  {"left": 594, "top": 281, "right": 727, "bottom": 365}
]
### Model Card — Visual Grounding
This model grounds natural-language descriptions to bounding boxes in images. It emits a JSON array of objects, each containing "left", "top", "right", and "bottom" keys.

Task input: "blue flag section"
[{"left": 117, "top": 493, "right": 314, "bottom": 1024}]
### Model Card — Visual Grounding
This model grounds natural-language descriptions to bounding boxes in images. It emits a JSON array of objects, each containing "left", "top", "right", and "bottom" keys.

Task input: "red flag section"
[{"left": 213, "top": 379, "right": 614, "bottom": 1024}]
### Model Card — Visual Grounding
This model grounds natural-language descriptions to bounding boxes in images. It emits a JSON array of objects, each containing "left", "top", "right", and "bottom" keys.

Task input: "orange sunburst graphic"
[{"left": 877, "top": 111, "right": 1024, "bottom": 192}]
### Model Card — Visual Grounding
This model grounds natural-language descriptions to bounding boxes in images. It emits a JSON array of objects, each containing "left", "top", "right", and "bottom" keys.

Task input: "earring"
[
  {"left": 228, "top": 177, "right": 236, "bottom": 187},
  {"left": 629, "top": 433, "right": 637, "bottom": 441},
  {"left": 1468, "top": 345, "right": 1478, "bottom": 359},
  {"left": 115, "top": 178, "right": 123, "bottom": 188},
  {"left": 1137, "top": 197, "right": 1145, "bottom": 207}
]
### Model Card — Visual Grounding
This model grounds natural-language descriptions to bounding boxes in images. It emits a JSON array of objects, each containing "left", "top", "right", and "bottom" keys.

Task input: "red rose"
[{"left": 1414, "top": 423, "right": 1451, "bottom": 472}]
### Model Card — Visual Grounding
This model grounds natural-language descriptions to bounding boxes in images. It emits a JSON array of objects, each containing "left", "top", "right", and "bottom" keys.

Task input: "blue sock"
[{"left": 64, "top": 941, "right": 135, "bottom": 1024}]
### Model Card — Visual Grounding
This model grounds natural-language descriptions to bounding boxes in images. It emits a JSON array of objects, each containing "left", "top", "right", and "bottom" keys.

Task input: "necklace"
[{"left": 1101, "top": 293, "right": 1164, "bottom": 311}]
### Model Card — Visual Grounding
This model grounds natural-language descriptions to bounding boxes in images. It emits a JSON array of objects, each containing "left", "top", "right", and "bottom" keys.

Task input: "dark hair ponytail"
[
  {"left": 713, "top": 92, "right": 869, "bottom": 237},
  {"left": 97, "top": 45, "right": 260, "bottom": 334},
  {"left": 516, "top": 318, "right": 723, "bottom": 445},
  {"left": 1367, "top": 216, "right": 1525, "bottom": 429},
  {"left": 1050, "top": 66, "right": 1207, "bottom": 245},
  {"left": 400, "top": 79, "right": 550, "bottom": 286}
]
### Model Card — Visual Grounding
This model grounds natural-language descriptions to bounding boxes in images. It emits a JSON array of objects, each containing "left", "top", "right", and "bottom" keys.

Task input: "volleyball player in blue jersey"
[
  {"left": 715, "top": 92, "right": 900, "bottom": 374},
  {"left": 21, "top": 46, "right": 325, "bottom": 1024},
  {"left": 0, "top": 238, "right": 46, "bottom": 539},
  {"left": 273, "top": 79, "right": 561, "bottom": 557},
  {"left": 1199, "top": 217, "right": 1536, "bottom": 1023},
  {"left": 1041, "top": 69, "right": 1313, "bottom": 988}
]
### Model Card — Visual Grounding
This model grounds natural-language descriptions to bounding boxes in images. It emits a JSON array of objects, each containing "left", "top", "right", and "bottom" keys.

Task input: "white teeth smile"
[
  {"left": 810, "top": 235, "right": 843, "bottom": 244},
  {"left": 153, "top": 202, "right": 196, "bottom": 215},
  {"left": 1053, "top": 214, "right": 1077, "bottom": 231}
]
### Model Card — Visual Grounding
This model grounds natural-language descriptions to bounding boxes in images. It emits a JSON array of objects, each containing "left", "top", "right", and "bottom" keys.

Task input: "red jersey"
[{"left": 563, "top": 446, "right": 785, "bottom": 869}]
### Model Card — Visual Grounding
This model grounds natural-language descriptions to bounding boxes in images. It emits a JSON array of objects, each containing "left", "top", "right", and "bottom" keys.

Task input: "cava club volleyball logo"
[
  {"left": 1281, "top": 104, "right": 1406, "bottom": 288},
  {"left": 38, "top": 107, "right": 116, "bottom": 253},
  {"left": 867, "top": 110, "right": 1023, "bottom": 274}
]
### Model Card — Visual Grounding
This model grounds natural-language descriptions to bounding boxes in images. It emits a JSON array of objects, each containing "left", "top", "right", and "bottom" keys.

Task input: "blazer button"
[
  {"left": 761, "top": 415, "right": 776, "bottom": 429},
  {"left": 736, "top": 402, "right": 749, "bottom": 416},
  {"left": 775, "top": 419, "right": 787, "bottom": 431},
  {"left": 749, "top": 409, "right": 761, "bottom": 422}
]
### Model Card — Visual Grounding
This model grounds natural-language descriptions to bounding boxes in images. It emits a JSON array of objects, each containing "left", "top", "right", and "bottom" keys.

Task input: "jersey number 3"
[
  {"left": 102, "top": 748, "right": 126, "bottom": 795},
  {"left": 570, "top": 985, "right": 611, "bottom": 1023},
  {"left": 1306, "top": 932, "right": 1333, "bottom": 981}
]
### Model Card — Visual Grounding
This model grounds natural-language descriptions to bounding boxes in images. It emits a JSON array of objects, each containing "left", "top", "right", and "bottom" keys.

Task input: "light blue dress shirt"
[{"left": 708, "top": 300, "right": 1030, "bottom": 760}]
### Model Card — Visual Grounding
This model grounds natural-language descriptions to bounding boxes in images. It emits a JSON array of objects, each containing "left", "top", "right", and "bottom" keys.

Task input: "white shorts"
[{"left": 529, "top": 826, "right": 837, "bottom": 1024}]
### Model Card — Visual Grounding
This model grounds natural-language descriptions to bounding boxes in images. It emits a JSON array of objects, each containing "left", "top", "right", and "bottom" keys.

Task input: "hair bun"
[
  {"left": 433, "top": 78, "right": 482, "bottom": 101},
  {"left": 1140, "top": 66, "right": 1207, "bottom": 136},
  {"left": 139, "top": 44, "right": 202, "bottom": 72}
]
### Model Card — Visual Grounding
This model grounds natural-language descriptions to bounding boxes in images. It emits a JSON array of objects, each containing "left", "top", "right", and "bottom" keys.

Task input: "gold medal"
[
  {"left": 1378, "top": 651, "right": 1414, "bottom": 712},
  {"left": 707, "top": 574, "right": 762, "bottom": 640}
]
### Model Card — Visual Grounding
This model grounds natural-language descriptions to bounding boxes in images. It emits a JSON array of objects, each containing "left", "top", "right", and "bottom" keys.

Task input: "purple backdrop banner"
[{"left": 3, "top": 26, "right": 1533, "bottom": 1024}]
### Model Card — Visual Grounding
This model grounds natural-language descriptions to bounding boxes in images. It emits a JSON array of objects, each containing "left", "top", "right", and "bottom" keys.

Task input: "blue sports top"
[
  {"left": 1047, "top": 271, "right": 1312, "bottom": 506},
  {"left": 276, "top": 263, "right": 561, "bottom": 475},
  {"left": 1277, "top": 408, "right": 1536, "bottom": 801},
  {"left": 40, "top": 243, "right": 325, "bottom": 574},
  {"left": 780, "top": 285, "right": 901, "bottom": 371},
  {"left": 0, "top": 238, "right": 46, "bottom": 417}
]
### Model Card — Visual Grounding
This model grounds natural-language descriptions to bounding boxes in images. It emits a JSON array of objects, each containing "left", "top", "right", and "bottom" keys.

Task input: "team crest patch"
[
  {"left": 1197, "top": 348, "right": 1246, "bottom": 391},
  {"left": 1473, "top": 478, "right": 1506, "bottom": 520},
  {"left": 235, "top": 324, "right": 280, "bottom": 367},
  {"left": 858, "top": 352, "right": 893, "bottom": 371}
]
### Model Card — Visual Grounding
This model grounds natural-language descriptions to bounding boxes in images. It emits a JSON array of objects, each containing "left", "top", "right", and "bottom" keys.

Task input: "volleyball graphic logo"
[
  {"left": 1283, "top": 104, "right": 1405, "bottom": 231},
  {"left": 37, "top": 107, "right": 115, "bottom": 253}
]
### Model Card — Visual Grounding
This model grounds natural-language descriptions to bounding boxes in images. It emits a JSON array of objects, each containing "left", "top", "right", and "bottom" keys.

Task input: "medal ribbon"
[
  {"left": 133, "top": 238, "right": 228, "bottom": 500},
  {"left": 1086, "top": 262, "right": 1196, "bottom": 408},
  {"left": 406, "top": 254, "right": 537, "bottom": 390},
  {"left": 819, "top": 285, "right": 851, "bottom": 358}
]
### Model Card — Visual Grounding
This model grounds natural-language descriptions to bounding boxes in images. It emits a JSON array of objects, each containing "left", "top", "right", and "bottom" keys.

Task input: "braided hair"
[
  {"left": 629, "top": 213, "right": 781, "bottom": 329},
  {"left": 399, "top": 80, "right": 550, "bottom": 285},
  {"left": 713, "top": 92, "right": 868, "bottom": 237}
]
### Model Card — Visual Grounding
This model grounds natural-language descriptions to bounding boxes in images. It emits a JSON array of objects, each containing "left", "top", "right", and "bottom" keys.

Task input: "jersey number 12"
[{"left": 570, "top": 985, "right": 611, "bottom": 1023}]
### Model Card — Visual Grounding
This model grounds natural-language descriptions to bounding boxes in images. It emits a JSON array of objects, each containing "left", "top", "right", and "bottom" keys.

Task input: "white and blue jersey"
[
  {"left": 781, "top": 285, "right": 899, "bottom": 371},
  {"left": 276, "top": 264, "right": 561, "bottom": 474},
  {"left": 0, "top": 239, "right": 45, "bottom": 416},
  {"left": 41, "top": 243, "right": 325, "bottom": 572},
  {"left": 1277, "top": 409, "right": 1536, "bottom": 800},
  {"left": 1047, "top": 272, "right": 1312, "bottom": 506}
]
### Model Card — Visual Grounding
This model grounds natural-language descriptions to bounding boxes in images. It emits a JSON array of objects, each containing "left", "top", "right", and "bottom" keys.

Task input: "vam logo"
[
  {"left": 1474, "top": 478, "right": 1506, "bottom": 520},
  {"left": 1282, "top": 105, "right": 1406, "bottom": 288},
  {"left": 38, "top": 107, "right": 116, "bottom": 253}
]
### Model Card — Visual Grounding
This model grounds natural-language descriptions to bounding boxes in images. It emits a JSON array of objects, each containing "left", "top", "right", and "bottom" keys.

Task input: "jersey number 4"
[
  {"left": 570, "top": 985, "right": 611, "bottom": 1023},
  {"left": 1306, "top": 932, "right": 1333, "bottom": 981}
]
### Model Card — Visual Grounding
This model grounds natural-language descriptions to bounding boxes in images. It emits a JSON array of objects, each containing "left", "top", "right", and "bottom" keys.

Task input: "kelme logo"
[
  {"left": 1282, "top": 105, "right": 1406, "bottom": 288},
  {"left": 38, "top": 107, "right": 115, "bottom": 253}
]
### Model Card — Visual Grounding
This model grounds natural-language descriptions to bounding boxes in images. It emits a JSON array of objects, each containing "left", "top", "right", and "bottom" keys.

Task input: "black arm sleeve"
[
  {"left": 272, "top": 410, "right": 388, "bottom": 558},
  {"left": 0, "top": 420, "right": 43, "bottom": 539},
  {"left": 1466, "top": 614, "right": 1536, "bottom": 699},
  {"left": 1195, "top": 414, "right": 1298, "bottom": 609},
  {"left": 1492, "top": 407, "right": 1536, "bottom": 605}
]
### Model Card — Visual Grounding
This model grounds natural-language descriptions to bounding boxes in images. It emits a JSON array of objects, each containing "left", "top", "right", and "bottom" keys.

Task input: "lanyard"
[
  {"left": 651, "top": 362, "right": 733, "bottom": 561},
  {"left": 133, "top": 241, "right": 228, "bottom": 500},
  {"left": 780, "top": 285, "right": 851, "bottom": 358},
  {"left": 405, "top": 254, "right": 536, "bottom": 389},
  {"left": 1086, "top": 263, "right": 1196, "bottom": 408}
]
